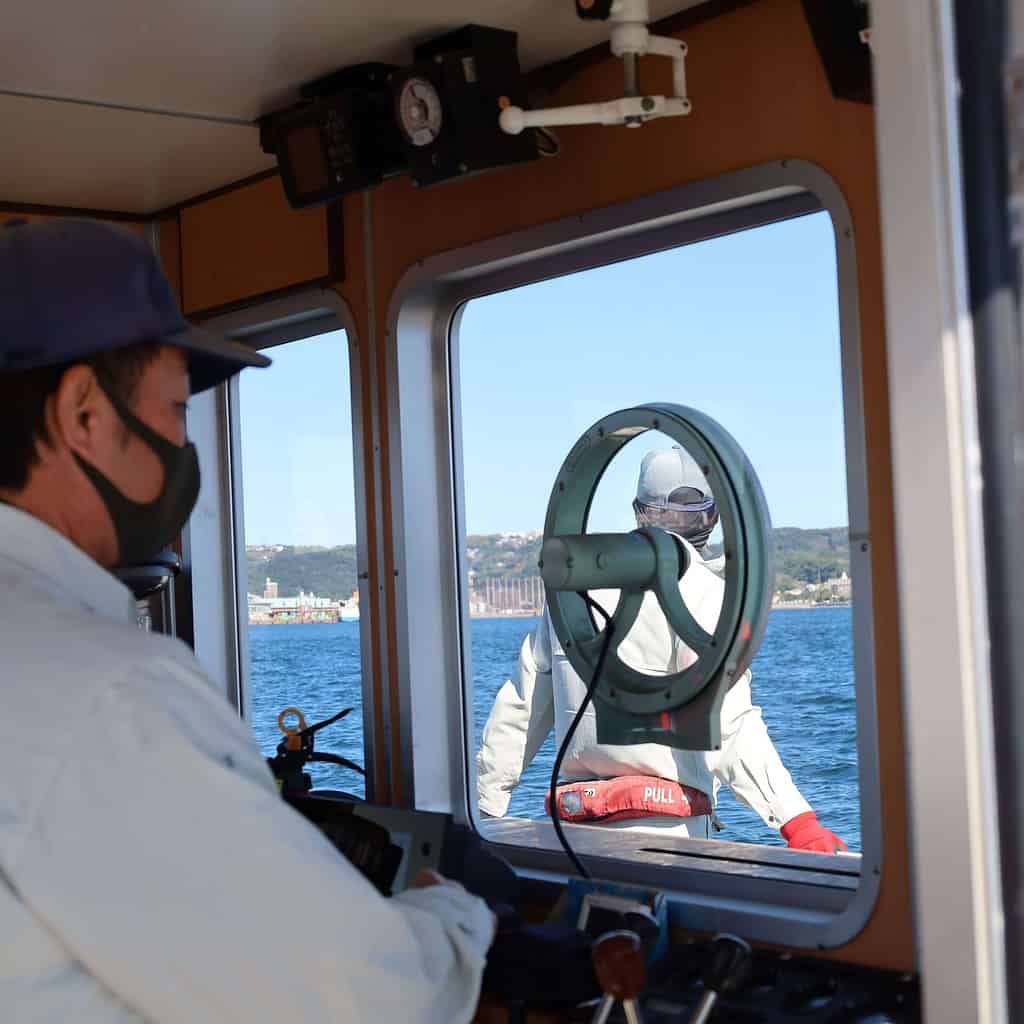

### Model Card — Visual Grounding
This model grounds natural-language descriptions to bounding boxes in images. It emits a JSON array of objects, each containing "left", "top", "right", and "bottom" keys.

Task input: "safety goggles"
[{"left": 632, "top": 487, "right": 719, "bottom": 538}]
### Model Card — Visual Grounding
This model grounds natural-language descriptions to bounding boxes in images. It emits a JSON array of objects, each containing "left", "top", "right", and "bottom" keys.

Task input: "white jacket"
[
  {"left": 0, "top": 503, "right": 493, "bottom": 1023},
  {"left": 476, "top": 540, "right": 811, "bottom": 831}
]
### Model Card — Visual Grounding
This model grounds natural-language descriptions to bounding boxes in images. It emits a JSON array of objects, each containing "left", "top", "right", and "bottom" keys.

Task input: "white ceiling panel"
[
  {"left": 0, "top": 0, "right": 705, "bottom": 211},
  {"left": 0, "top": 0, "right": 702, "bottom": 120},
  {"left": 0, "top": 95, "right": 274, "bottom": 212}
]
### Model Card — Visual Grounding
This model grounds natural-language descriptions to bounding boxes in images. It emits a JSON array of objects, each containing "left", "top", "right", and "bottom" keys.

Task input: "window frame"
[
  {"left": 191, "top": 289, "right": 379, "bottom": 799},
  {"left": 386, "top": 159, "right": 881, "bottom": 948}
]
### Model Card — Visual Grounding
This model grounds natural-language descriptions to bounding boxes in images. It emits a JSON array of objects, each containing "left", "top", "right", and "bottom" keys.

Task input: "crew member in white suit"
[{"left": 477, "top": 446, "right": 846, "bottom": 852}]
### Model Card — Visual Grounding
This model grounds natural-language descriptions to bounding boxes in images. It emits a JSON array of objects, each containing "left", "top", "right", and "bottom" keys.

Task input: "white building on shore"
[{"left": 248, "top": 577, "right": 356, "bottom": 624}]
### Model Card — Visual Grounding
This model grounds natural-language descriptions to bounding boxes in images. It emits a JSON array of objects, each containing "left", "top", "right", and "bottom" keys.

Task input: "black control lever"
[
  {"left": 267, "top": 706, "right": 365, "bottom": 799},
  {"left": 307, "top": 750, "right": 366, "bottom": 776},
  {"left": 297, "top": 707, "right": 353, "bottom": 738},
  {"left": 687, "top": 933, "right": 752, "bottom": 1024},
  {"left": 590, "top": 930, "right": 646, "bottom": 1024}
]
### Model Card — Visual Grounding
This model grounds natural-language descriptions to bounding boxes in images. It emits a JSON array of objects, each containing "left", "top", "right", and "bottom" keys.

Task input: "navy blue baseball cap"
[{"left": 0, "top": 218, "right": 270, "bottom": 394}]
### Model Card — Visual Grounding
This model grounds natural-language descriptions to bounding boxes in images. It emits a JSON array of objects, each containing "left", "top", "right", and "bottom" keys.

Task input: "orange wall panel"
[
  {"left": 179, "top": 176, "right": 335, "bottom": 317},
  {"left": 158, "top": 215, "right": 182, "bottom": 302},
  {"left": 330, "top": 194, "right": 369, "bottom": 340}
]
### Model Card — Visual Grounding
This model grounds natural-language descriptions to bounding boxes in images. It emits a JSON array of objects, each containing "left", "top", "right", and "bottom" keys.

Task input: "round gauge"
[{"left": 397, "top": 76, "right": 443, "bottom": 147}]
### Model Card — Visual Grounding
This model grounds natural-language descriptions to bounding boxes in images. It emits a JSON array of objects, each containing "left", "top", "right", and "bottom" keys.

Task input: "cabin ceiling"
[{"left": 0, "top": 0, "right": 705, "bottom": 214}]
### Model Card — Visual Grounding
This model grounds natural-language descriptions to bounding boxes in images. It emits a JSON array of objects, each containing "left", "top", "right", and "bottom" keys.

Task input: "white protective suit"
[
  {"left": 477, "top": 536, "right": 811, "bottom": 836},
  {"left": 0, "top": 503, "right": 494, "bottom": 1023}
]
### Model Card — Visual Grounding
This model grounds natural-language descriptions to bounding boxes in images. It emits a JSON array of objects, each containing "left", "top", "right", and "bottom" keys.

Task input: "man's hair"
[{"left": 0, "top": 340, "right": 164, "bottom": 491}]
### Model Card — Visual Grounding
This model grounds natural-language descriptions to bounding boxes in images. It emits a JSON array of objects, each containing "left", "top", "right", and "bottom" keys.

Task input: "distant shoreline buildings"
[
  {"left": 248, "top": 578, "right": 360, "bottom": 625},
  {"left": 465, "top": 569, "right": 852, "bottom": 618},
  {"left": 247, "top": 528, "right": 852, "bottom": 624},
  {"left": 468, "top": 575, "right": 544, "bottom": 618},
  {"left": 773, "top": 570, "right": 851, "bottom": 607},
  {"left": 247, "top": 560, "right": 852, "bottom": 626}
]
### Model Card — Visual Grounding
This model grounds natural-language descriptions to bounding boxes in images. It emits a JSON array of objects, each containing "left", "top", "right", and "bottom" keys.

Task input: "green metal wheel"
[{"left": 540, "top": 404, "right": 773, "bottom": 750}]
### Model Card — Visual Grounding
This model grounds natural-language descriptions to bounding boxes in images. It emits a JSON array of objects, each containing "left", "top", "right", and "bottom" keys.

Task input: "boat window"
[
  {"left": 234, "top": 329, "right": 366, "bottom": 799},
  {"left": 458, "top": 211, "right": 861, "bottom": 855}
]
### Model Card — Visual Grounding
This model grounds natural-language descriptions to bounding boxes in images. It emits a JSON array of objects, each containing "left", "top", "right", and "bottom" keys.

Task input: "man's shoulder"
[
  {"left": 11, "top": 592, "right": 190, "bottom": 661},
  {"left": 0, "top": 585, "right": 266, "bottom": 807},
  {"left": 0, "top": 585, "right": 216, "bottom": 710}
]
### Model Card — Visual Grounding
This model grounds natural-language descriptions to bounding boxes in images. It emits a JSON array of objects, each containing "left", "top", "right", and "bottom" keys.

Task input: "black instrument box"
[{"left": 394, "top": 24, "right": 537, "bottom": 188}]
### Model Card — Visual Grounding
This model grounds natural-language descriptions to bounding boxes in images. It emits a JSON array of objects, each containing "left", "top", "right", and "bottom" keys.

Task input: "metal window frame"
[
  {"left": 192, "top": 289, "right": 379, "bottom": 799},
  {"left": 386, "top": 159, "right": 881, "bottom": 948},
  {"left": 176, "top": 381, "right": 241, "bottom": 702}
]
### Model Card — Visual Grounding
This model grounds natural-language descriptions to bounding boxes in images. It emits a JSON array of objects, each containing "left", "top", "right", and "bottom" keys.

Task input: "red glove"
[{"left": 781, "top": 811, "right": 848, "bottom": 853}]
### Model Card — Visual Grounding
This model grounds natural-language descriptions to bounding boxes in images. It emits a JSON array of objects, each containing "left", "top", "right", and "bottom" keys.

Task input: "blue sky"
[
  {"left": 238, "top": 211, "right": 848, "bottom": 546},
  {"left": 237, "top": 331, "right": 357, "bottom": 547}
]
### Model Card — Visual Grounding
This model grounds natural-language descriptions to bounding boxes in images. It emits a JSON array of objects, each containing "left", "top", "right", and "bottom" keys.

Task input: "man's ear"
[{"left": 47, "top": 365, "right": 107, "bottom": 459}]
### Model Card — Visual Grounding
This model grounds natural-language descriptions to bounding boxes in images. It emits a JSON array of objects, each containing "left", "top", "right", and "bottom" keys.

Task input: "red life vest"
[{"left": 545, "top": 775, "right": 712, "bottom": 824}]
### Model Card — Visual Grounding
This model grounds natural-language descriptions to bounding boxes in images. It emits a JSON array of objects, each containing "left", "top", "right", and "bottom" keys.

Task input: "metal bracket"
[{"left": 499, "top": 0, "right": 691, "bottom": 135}]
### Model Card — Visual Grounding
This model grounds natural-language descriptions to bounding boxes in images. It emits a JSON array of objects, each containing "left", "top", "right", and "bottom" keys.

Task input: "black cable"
[{"left": 548, "top": 594, "right": 615, "bottom": 880}]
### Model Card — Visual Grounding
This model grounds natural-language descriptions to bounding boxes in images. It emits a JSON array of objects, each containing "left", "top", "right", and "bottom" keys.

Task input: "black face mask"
[{"left": 74, "top": 376, "right": 200, "bottom": 568}]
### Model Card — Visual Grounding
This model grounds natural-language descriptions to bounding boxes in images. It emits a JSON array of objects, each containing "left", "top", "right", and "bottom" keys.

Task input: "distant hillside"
[
  {"left": 465, "top": 531, "right": 544, "bottom": 579},
  {"left": 248, "top": 527, "right": 849, "bottom": 599},
  {"left": 246, "top": 545, "right": 359, "bottom": 602},
  {"left": 769, "top": 526, "right": 851, "bottom": 590}
]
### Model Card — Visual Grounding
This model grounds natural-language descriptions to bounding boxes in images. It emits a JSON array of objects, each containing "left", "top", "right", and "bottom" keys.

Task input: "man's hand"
[
  {"left": 410, "top": 868, "right": 446, "bottom": 888},
  {"left": 781, "top": 811, "right": 848, "bottom": 853}
]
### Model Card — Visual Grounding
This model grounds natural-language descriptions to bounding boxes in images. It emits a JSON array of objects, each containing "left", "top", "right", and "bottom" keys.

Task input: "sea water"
[{"left": 248, "top": 605, "right": 859, "bottom": 850}]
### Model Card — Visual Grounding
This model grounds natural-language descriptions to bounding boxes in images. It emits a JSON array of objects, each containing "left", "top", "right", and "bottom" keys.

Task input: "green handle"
[{"left": 541, "top": 532, "right": 669, "bottom": 592}]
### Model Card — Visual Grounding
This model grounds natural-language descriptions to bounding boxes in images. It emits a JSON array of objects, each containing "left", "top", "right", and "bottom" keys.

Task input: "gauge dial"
[{"left": 397, "top": 76, "right": 443, "bottom": 147}]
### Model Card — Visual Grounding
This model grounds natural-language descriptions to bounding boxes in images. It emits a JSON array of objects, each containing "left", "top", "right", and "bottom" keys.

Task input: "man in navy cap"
[{"left": 0, "top": 220, "right": 493, "bottom": 1022}]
